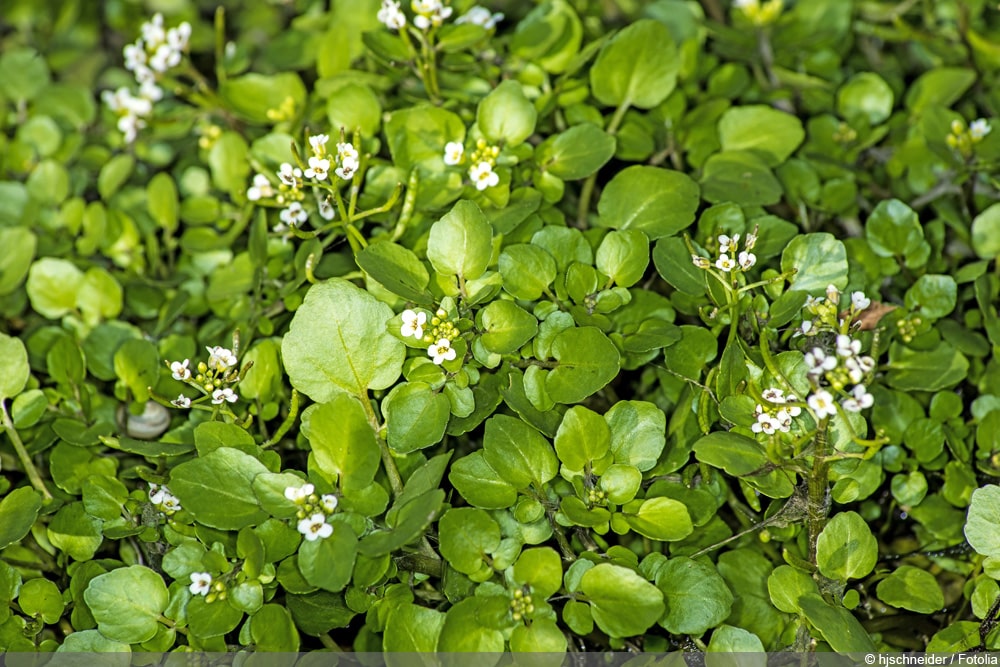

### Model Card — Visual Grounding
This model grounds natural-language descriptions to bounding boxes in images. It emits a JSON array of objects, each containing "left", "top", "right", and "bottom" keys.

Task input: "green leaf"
[
  {"left": 798, "top": 593, "right": 876, "bottom": 652},
  {"left": 700, "top": 151, "right": 783, "bottom": 207},
  {"left": 837, "top": 72, "right": 894, "bottom": 125},
  {"left": 426, "top": 200, "right": 493, "bottom": 280},
  {"left": 652, "top": 236, "right": 708, "bottom": 296},
  {"left": 282, "top": 278, "right": 405, "bottom": 402},
  {"left": 147, "top": 172, "right": 179, "bottom": 234},
  {"left": 512, "top": 547, "right": 563, "bottom": 599},
  {"left": 624, "top": 497, "right": 694, "bottom": 541},
  {"left": 219, "top": 72, "right": 307, "bottom": 124},
  {"left": 248, "top": 604, "right": 299, "bottom": 652},
  {"left": 597, "top": 165, "right": 700, "bottom": 240},
  {"left": 84, "top": 566, "right": 167, "bottom": 644},
  {"left": 972, "top": 203, "right": 1000, "bottom": 259},
  {"left": 302, "top": 394, "right": 380, "bottom": 491},
  {"left": 707, "top": 625, "right": 765, "bottom": 653},
  {"left": 357, "top": 242, "right": 432, "bottom": 304},
  {"left": 48, "top": 502, "right": 103, "bottom": 560},
  {"left": 448, "top": 451, "right": 517, "bottom": 509},
  {"left": 326, "top": 81, "right": 382, "bottom": 137},
  {"left": 194, "top": 421, "right": 257, "bottom": 457},
  {"left": 0, "top": 334, "right": 30, "bottom": 400},
  {"left": 168, "top": 447, "right": 269, "bottom": 530},
  {"left": 904, "top": 274, "right": 957, "bottom": 320},
  {"left": 482, "top": 415, "right": 558, "bottom": 490},
  {"left": 600, "top": 464, "right": 642, "bottom": 504},
  {"left": 886, "top": 341, "right": 969, "bottom": 391},
  {"left": 383, "top": 382, "right": 451, "bottom": 454},
  {"left": 499, "top": 244, "right": 558, "bottom": 300},
  {"left": 781, "top": 233, "right": 849, "bottom": 294},
  {"left": 19, "top": 577, "right": 64, "bottom": 624},
  {"left": 605, "top": 400, "right": 666, "bottom": 471},
  {"left": 385, "top": 603, "right": 446, "bottom": 652},
  {"left": 510, "top": 619, "right": 567, "bottom": 652},
  {"left": 767, "top": 564, "right": 820, "bottom": 614},
  {"left": 0, "top": 48, "right": 51, "bottom": 101},
  {"left": 590, "top": 19, "right": 679, "bottom": 109},
  {"left": 545, "top": 327, "right": 621, "bottom": 404},
  {"left": 718, "top": 105, "right": 805, "bottom": 166},
  {"left": 26, "top": 257, "right": 82, "bottom": 320},
  {"left": 865, "top": 199, "right": 925, "bottom": 259},
  {"left": 510, "top": 0, "right": 583, "bottom": 74},
  {"left": 595, "top": 229, "right": 649, "bottom": 288},
  {"left": 298, "top": 521, "right": 358, "bottom": 592},
  {"left": 816, "top": 511, "right": 878, "bottom": 580},
  {"left": 56, "top": 629, "right": 130, "bottom": 653},
  {"left": 554, "top": 406, "right": 611, "bottom": 472},
  {"left": 478, "top": 300, "right": 538, "bottom": 355},
  {"left": 186, "top": 595, "right": 243, "bottom": 639},
  {"left": 966, "top": 485, "right": 1000, "bottom": 557},
  {"left": 0, "top": 226, "right": 36, "bottom": 295},
  {"left": 359, "top": 489, "right": 443, "bottom": 557},
  {"left": 904, "top": 67, "right": 976, "bottom": 112},
  {"left": 876, "top": 566, "right": 944, "bottom": 613},
  {"left": 477, "top": 80, "right": 537, "bottom": 147},
  {"left": 437, "top": 597, "right": 504, "bottom": 653},
  {"left": 656, "top": 557, "right": 733, "bottom": 635},
  {"left": 97, "top": 154, "right": 134, "bottom": 200},
  {"left": 580, "top": 563, "right": 664, "bottom": 638},
  {"left": 537, "top": 123, "right": 616, "bottom": 180},
  {"left": 438, "top": 508, "right": 501, "bottom": 576},
  {"left": 0, "top": 487, "right": 41, "bottom": 550}
]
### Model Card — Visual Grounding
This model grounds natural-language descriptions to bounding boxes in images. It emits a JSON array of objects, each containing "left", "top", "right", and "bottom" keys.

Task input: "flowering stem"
[
  {"left": 806, "top": 419, "right": 831, "bottom": 566},
  {"left": 263, "top": 389, "right": 299, "bottom": 449},
  {"left": 1, "top": 399, "right": 53, "bottom": 502}
]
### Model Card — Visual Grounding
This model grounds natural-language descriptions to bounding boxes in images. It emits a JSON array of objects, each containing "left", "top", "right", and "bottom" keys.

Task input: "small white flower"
[
  {"left": 171, "top": 394, "right": 191, "bottom": 409},
  {"left": 469, "top": 161, "right": 499, "bottom": 191},
  {"left": 247, "top": 174, "right": 274, "bottom": 201},
  {"left": 138, "top": 78, "right": 164, "bottom": 103},
  {"left": 738, "top": 251, "right": 756, "bottom": 270},
  {"left": 807, "top": 389, "right": 838, "bottom": 419},
  {"left": 825, "top": 284, "right": 840, "bottom": 305},
  {"left": 744, "top": 228, "right": 758, "bottom": 250},
  {"left": 444, "top": 141, "right": 465, "bottom": 165},
  {"left": 804, "top": 348, "right": 837, "bottom": 375},
  {"left": 751, "top": 411, "right": 779, "bottom": 435},
  {"left": 309, "top": 134, "right": 329, "bottom": 156},
  {"left": 167, "top": 22, "right": 191, "bottom": 52},
  {"left": 851, "top": 291, "right": 871, "bottom": 311},
  {"left": 401, "top": 309, "right": 427, "bottom": 339},
  {"left": 277, "top": 163, "right": 302, "bottom": 187},
  {"left": 305, "top": 156, "right": 330, "bottom": 181},
  {"left": 428, "top": 338, "right": 457, "bottom": 365},
  {"left": 280, "top": 202, "right": 308, "bottom": 226},
  {"left": 189, "top": 572, "right": 212, "bottom": 596},
  {"left": 317, "top": 194, "right": 336, "bottom": 221},
  {"left": 377, "top": 0, "right": 407, "bottom": 29},
  {"left": 800, "top": 320, "right": 813, "bottom": 335},
  {"left": 857, "top": 355, "right": 876, "bottom": 373},
  {"left": 970, "top": 119, "right": 992, "bottom": 140},
  {"left": 320, "top": 494, "right": 338, "bottom": 513},
  {"left": 335, "top": 156, "right": 359, "bottom": 181},
  {"left": 170, "top": 359, "right": 191, "bottom": 381},
  {"left": 851, "top": 384, "right": 874, "bottom": 409},
  {"left": 762, "top": 387, "right": 785, "bottom": 403},
  {"left": 843, "top": 357, "right": 865, "bottom": 384},
  {"left": 692, "top": 254, "right": 711, "bottom": 269},
  {"left": 211, "top": 388, "right": 238, "bottom": 404},
  {"left": 298, "top": 513, "right": 334, "bottom": 541},
  {"left": 284, "top": 483, "right": 314, "bottom": 503},
  {"left": 123, "top": 43, "right": 147, "bottom": 72},
  {"left": 206, "top": 346, "right": 238, "bottom": 371},
  {"left": 336, "top": 142, "right": 359, "bottom": 164},
  {"left": 784, "top": 395, "right": 802, "bottom": 417},
  {"left": 455, "top": 6, "right": 504, "bottom": 29},
  {"left": 715, "top": 254, "right": 736, "bottom": 272},
  {"left": 775, "top": 409, "right": 793, "bottom": 431},
  {"left": 141, "top": 14, "right": 167, "bottom": 49},
  {"left": 718, "top": 234, "right": 739, "bottom": 254},
  {"left": 836, "top": 334, "right": 861, "bottom": 358},
  {"left": 150, "top": 485, "right": 182, "bottom": 513}
]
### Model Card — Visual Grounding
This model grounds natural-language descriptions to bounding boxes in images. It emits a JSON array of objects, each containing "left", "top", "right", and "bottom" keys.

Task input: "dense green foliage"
[{"left": 5, "top": 0, "right": 1000, "bottom": 655}]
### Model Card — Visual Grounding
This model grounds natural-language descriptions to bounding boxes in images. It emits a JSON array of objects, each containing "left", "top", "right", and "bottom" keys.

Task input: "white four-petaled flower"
[
  {"left": 189, "top": 572, "right": 212, "bottom": 596},
  {"left": 428, "top": 338, "right": 457, "bottom": 365},
  {"left": 247, "top": 174, "right": 274, "bottom": 201},
  {"left": 377, "top": 0, "right": 407, "bottom": 29},
  {"left": 738, "top": 251, "right": 756, "bottom": 270},
  {"left": 309, "top": 134, "right": 329, "bottom": 156},
  {"left": 278, "top": 162, "right": 302, "bottom": 187},
  {"left": 284, "top": 483, "right": 314, "bottom": 503},
  {"left": 807, "top": 389, "right": 838, "bottom": 419},
  {"left": 171, "top": 394, "right": 191, "bottom": 409},
  {"left": 715, "top": 254, "right": 735, "bottom": 272},
  {"left": 970, "top": 119, "right": 992, "bottom": 141},
  {"left": 280, "top": 202, "right": 308, "bottom": 226},
  {"left": 212, "top": 388, "right": 238, "bottom": 404},
  {"left": 305, "top": 156, "right": 330, "bottom": 181},
  {"left": 206, "top": 346, "right": 238, "bottom": 371},
  {"left": 469, "top": 161, "right": 499, "bottom": 191},
  {"left": 298, "top": 513, "right": 334, "bottom": 541},
  {"left": 321, "top": 494, "right": 338, "bottom": 513},
  {"left": 444, "top": 141, "right": 465, "bottom": 165},
  {"left": 401, "top": 309, "right": 427, "bottom": 339},
  {"left": 851, "top": 291, "right": 871, "bottom": 311},
  {"left": 455, "top": 6, "right": 504, "bottom": 29},
  {"left": 170, "top": 359, "right": 191, "bottom": 381}
]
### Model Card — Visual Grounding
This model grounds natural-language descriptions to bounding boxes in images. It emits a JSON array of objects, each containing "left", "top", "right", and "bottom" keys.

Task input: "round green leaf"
[
  {"left": 301, "top": 394, "right": 380, "bottom": 491},
  {"left": 499, "top": 244, "right": 558, "bottom": 301},
  {"left": 48, "top": 501, "right": 103, "bottom": 561},
  {"left": 437, "top": 598, "right": 504, "bottom": 653},
  {"left": 718, "top": 105, "right": 805, "bottom": 166},
  {"left": 168, "top": 447, "right": 269, "bottom": 530},
  {"left": 590, "top": 19, "right": 679, "bottom": 109},
  {"left": 876, "top": 566, "right": 944, "bottom": 613},
  {"left": 656, "top": 557, "right": 733, "bottom": 635},
  {"left": 624, "top": 497, "right": 693, "bottom": 541},
  {"left": 545, "top": 327, "right": 621, "bottom": 404},
  {"left": 0, "top": 48, "right": 50, "bottom": 101},
  {"left": 477, "top": 80, "right": 537, "bottom": 147},
  {"left": 0, "top": 333, "right": 30, "bottom": 400},
  {"left": 700, "top": 151, "right": 783, "bottom": 206},
  {"left": 26, "top": 257, "right": 82, "bottom": 320},
  {"left": 186, "top": 595, "right": 244, "bottom": 639},
  {"left": 385, "top": 603, "right": 446, "bottom": 653},
  {"left": 0, "top": 487, "right": 41, "bottom": 550},
  {"left": 886, "top": 341, "right": 969, "bottom": 392},
  {"left": 599, "top": 464, "right": 642, "bottom": 504},
  {"left": 554, "top": 406, "right": 611, "bottom": 472},
  {"left": 18, "top": 577, "right": 64, "bottom": 624},
  {"left": 606, "top": 400, "right": 666, "bottom": 471},
  {"left": 537, "top": 123, "right": 616, "bottom": 180},
  {"left": 219, "top": 72, "right": 307, "bottom": 125},
  {"left": 383, "top": 382, "right": 451, "bottom": 454},
  {"left": 0, "top": 226, "right": 36, "bottom": 295},
  {"left": 427, "top": 199, "right": 493, "bottom": 281},
  {"left": 478, "top": 300, "right": 538, "bottom": 355},
  {"left": 580, "top": 563, "right": 664, "bottom": 638},
  {"left": 966, "top": 485, "right": 1000, "bottom": 558},
  {"left": 282, "top": 278, "right": 405, "bottom": 402},
  {"left": 298, "top": 522, "right": 358, "bottom": 593},
  {"left": 597, "top": 165, "right": 700, "bottom": 240},
  {"left": 510, "top": 619, "right": 567, "bottom": 652},
  {"left": 816, "top": 511, "right": 878, "bottom": 581},
  {"left": 781, "top": 233, "right": 849, "bottom": 294},
  {"left": 865, "top": 199, "right": 925, "bottom": 259},
  {"left": 448, "top": 451, "right": 517, "bottom": 509},
  {"left": 438, "top": 508, "right": 501, "bottom": 576},
  {"left": 837, "top": 72, "right": 894, "bottom": 125},
  {"left": 707, "top": 624, "right": 765, "bottom": 652},
  {"left": 84, "top": 566, "right": 168, "bottom": 644},
  {"left": 483, "top": 415, "right": 558, "bottom": 490},
  {"left": 512, "top": 547, "right": 563, "bottom": 599},
  {"left": 595, "top": 229, "right": 649, "bottom": 288},
  {"left": 357, "top": 242, "right": 432, "bottom": 304},
  {"left": 972, "top": 203, "right": 1000, "bottom": 259}
]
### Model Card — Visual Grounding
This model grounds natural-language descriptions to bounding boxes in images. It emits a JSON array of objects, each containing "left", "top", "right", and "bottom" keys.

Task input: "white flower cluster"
[
  {"left": 412, "top": 0, "right": 453, "bottom": 29},
  {"left": 692, "top": 229, "right": 757, "bottom": 273},
  {"left": 804, "top": 336, "right": 875, "bottom": 415},
  {"left": 378, "top": 1, "right": 502, "bottom": 31},
  {"left": 401, "top": 308, "right": 459, "bottom": 365},
  {"left": 455, "top": 5, "right": 504, "bottom": 29},
  {"left": 167, "top": 344, "right": 241, "bottom": 409},
  {"left": 378, "top": 0, "right": 408, "bottom": 29},
  {"left": 285, "top": 483, "right": 339, "bottom": 542},
  {"left": 443, "top": 138, "right": 501, "bottom": 191},
  {"left": 103, "top": 14, "right": 191, "bottom": 143},
  {"left": 751, "top": 387, "right": 802, "bottom": 435},
  {"left": 149, "top": 483, "right": 181, "bottom": 515}
]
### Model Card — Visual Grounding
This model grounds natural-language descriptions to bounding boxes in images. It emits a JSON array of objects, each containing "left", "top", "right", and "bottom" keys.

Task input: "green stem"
[
  {"left": 263, "top": 389, "right": 299, "bottom": 448},
  {"left": 214, "top": 7, "right": 227, "bottom": 86},
  {"left": 359, "top": 397, "right": 404, "bottom": 497},
  {"left": 1, "top": 399, "right": 53, "bottom": 501},
  {"left": 806, "top": 420, "right": 831, "bottom": 566},
  {"left": 576, "top": 100, "right": 631, "bottom": 226}
]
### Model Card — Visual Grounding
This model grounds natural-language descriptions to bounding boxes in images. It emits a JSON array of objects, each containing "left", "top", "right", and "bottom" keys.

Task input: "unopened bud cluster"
[
  {"left": 733, "top": 0, "right": 784, "bottom": 27},
  {"left": 509, "top": 588, "right": 535, "bottom": 622},
  {"left": 946, "top": 118, "right": 991, "bottom": 159}
]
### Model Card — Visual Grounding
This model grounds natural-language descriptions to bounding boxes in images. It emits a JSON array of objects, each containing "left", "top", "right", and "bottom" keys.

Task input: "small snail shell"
[{"left": 118, "top": 402, "right": 171, "bottom": 440}]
